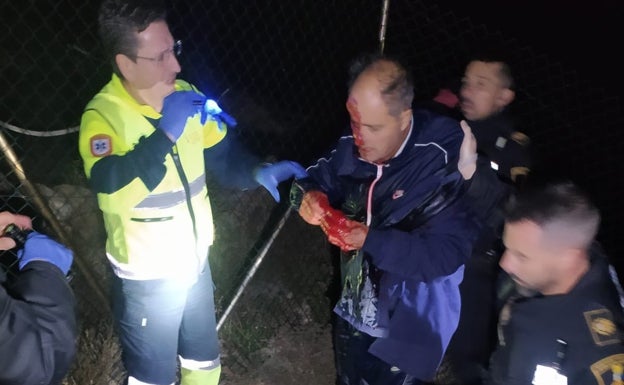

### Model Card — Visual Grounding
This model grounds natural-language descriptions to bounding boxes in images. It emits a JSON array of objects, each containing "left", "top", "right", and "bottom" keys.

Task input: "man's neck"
[{"left": 122, "top": 80, "right": 164, "bottom": 112}]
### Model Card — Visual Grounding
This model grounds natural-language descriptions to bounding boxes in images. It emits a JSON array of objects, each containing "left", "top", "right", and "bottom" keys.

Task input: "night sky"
[{"left": 434, "top": 0, "right": 624, "bottom": 95}]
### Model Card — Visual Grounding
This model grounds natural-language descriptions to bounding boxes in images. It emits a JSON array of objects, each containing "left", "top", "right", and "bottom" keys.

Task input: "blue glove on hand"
[
  {"left": 159, "top": 91, "right": 206, "bottom": 142},
  {"left": 255, "top": 161, "right": 308, "bottom": 202},
  {"left": 17, "top": 231, "right": 73, "bottom": 275}
]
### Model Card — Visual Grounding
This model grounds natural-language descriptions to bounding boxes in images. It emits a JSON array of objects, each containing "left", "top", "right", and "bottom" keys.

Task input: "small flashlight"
[{"left": 3, "top": 223, "right": 31, "bottom": 250}]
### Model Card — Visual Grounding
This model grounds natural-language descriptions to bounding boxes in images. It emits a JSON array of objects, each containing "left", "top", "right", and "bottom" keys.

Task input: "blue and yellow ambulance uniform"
[{"left": 79, "top": 74, "right": 230, "bottom": 385}]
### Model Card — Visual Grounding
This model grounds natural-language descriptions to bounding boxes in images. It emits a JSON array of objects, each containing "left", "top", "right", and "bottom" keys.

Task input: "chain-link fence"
[
  {"left": 1, "top": 0, "right": 623, "bottom": 384},
  {"left": 383, "top": 0, "right": 624, "bottom": 269}
]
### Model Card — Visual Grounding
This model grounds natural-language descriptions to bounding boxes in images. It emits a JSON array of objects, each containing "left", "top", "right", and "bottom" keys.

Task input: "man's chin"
[
  {"left": 358, "top": 150, "right": 371, "bottom": 161},
  {"left": 513, "top": 280, "right": 539, "bottom": 297},
  {"left": 460, "top": 107, "right": 475, "bottom": 121},
  {"left": 159, "top": 79, "right": 177, "bottom": 93}
]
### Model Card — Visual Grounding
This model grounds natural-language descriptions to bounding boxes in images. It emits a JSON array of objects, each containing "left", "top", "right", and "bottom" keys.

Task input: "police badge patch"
[
  {"left": 590, "top": 354, "right": 624, "bottom": 385},
  {"left": 90, "top": 134, "right": 112, "bottom": 157},
  {"left": 584, "top": 309, "right": 620, "bottom": 346}
]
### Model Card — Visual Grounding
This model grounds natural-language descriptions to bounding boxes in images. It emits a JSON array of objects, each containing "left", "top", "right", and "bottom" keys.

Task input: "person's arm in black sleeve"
[
  {"left": 0, "top": 261, "right": 76, "bottom": 385},
  {"left": 0, "top": 229, "right": 76, "bottom": 385},
  {"left": 464, "top": 157, "right": 511, "bottom": 222},
  {"left": 90, "top": 129, "right": 173, "bottom": 193},
  {"left": 203, "top": 132, "right": 261, "bottom": 189}
]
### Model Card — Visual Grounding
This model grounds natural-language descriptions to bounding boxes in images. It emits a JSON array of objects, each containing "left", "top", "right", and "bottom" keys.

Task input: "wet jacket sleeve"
[
  {"left": 363, "top": 198, "right": 479, "bottom": 282},
  {"left": 0, "top": 261, "right": 76, "bottom": 385}
]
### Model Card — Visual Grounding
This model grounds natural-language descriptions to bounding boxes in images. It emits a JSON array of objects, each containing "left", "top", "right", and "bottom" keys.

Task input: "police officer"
[
  {"left": 431, "top": 53, "right": 532, "bottom": 384},
  {"left": 458, "top": 55, "right": 531, "bottom": 185},
  {"left": 0, "top": 211, "right": 76, "bottom": 385},
  {"left": 488, "top": 181, "right": 624, "bottom": 385}
]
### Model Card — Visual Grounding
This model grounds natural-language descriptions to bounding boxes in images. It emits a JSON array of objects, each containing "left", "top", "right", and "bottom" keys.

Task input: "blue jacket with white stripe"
[{"left": 291, "top": 108, "right": 482, "bottom": 380}]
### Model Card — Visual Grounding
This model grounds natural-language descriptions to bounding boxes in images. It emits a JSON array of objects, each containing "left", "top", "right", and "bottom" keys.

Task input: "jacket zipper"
[
  {"left": 366, "top": 164, "right": 384, "bottom": 226},
  {"left": 170, "top": 146, "right": 200, "bottom": 271}
]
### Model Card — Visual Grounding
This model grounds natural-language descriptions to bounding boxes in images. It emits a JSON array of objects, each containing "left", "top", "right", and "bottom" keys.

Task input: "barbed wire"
[{"left": 0, "top": 120, "right": 79, "bottom": 137}]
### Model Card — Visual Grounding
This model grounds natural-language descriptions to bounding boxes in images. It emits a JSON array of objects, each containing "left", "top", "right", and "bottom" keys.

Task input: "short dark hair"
[
  {"left": 504, "top": 181, "right": 600, "bottom": 249},
  {"left": 98, "top": 0, "right": 167, "bottom": 77},
  {"left": 468, "top": 50, "right": 515, "bottom": 90},
  {"left": 347, "top": 52, "right": 414, "bottom": 117}
]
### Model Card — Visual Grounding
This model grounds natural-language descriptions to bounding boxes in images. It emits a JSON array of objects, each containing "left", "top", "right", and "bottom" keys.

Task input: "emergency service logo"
[
  {"left": 90, "top": 134, "right": 112, "bottom": 157},
  {"left": 584, "top": 309, "right": 620, "bottom": 346}
]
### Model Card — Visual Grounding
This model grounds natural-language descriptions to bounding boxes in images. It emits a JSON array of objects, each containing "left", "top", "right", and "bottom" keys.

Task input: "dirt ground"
[
  {"left": 221, "top": 324, "right": 335, "bottom": 385},
  {"left": 217, "top": 209, "right": 338, "bottom": 385}
]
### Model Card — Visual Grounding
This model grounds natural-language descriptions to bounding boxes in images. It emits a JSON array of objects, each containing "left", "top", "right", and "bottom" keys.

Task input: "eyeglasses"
[{"left": 134, "top": 40, "right": 182, "bottom": 64}]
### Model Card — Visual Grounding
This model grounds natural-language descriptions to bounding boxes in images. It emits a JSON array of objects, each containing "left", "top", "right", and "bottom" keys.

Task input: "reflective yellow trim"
[{"left": 590, "top": 353, "right": 624, "bottom": 385}]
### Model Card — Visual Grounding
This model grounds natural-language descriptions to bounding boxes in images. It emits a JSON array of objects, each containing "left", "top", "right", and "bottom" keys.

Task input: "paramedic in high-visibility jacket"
[{"left": 78, "top": 1, "right": 306, "bottom": 384}]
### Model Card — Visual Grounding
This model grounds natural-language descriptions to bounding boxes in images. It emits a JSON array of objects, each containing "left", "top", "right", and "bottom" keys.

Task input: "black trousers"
[
  {"left": 443, "top": 251, "right": 501, "bottom": 384},
  {"left": 333, "top": 316, "right": 432, "bottom": 385}
]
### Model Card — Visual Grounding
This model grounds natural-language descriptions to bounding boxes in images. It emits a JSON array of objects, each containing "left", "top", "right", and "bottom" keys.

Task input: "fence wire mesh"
[{"left": 0, "top": 0, "right": 623, "bottom": 384}]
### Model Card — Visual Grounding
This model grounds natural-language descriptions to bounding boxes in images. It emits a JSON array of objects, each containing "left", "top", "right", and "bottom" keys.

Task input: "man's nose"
[
  {"left": 169, "top": 54, "right": 181, "bottom": 73},
  {"left": 499, "top": 251, "right": 511, "bottom": 272}
]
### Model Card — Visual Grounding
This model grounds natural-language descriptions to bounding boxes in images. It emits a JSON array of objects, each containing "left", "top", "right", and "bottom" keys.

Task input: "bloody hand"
[{"left": 318, "top": 199, "right": 358, "bottom": 251}]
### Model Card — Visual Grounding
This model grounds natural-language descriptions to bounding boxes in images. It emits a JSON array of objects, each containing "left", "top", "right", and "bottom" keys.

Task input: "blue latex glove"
[
  {"left": 17, "top": 231, "right": 73, "bottom": 275},
  {"left": 255, "top": 161, "right": 308, "bottom": 202},
  {"left": 159, "top": 91, "right": 206, "bottom": 141}
]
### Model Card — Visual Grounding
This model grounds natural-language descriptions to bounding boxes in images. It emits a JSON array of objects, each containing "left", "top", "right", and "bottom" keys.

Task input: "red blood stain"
[{"left": 346, "top": 98, "right": 363, "bottom": 147}]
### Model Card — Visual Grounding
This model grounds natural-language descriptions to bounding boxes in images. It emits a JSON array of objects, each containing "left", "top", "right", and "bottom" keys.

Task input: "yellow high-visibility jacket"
[{"left": 79, "top": 74, "right": 226, "bottom": 280}]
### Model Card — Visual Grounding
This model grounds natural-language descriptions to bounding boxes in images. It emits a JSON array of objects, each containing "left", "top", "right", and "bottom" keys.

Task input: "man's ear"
[
  {"left": 400, "top": 108, "right": 412, "bottom": 131},
  {"left": 116, "top": 53, "right": 135, "bottom": 81},
  {"left": 498, "top": 88, "right": 515, "bottom": 108}
]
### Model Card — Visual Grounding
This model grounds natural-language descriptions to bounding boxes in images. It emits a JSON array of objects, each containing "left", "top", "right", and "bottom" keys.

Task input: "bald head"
[{"left": 348, "top": 54, "right": 414, "bottom": 117}]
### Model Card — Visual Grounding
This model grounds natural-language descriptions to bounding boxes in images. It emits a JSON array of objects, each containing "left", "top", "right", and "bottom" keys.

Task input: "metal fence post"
[{"left": 0, "top": 129, "right": 109, "bottom": 306}]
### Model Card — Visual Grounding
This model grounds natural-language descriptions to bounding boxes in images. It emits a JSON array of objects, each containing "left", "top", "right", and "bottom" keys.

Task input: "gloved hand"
[
  {"left": 255, "top": 161, "right": 308, "bottom": 202},
  {"left": 458, "top": 120, "right": 478, "bottom": 180},
  {"left": 17, "top": 231, "right": 73, "bottom": 275},
  {"left": 159, "top": 91, "right": 206, "bottom": 142}
]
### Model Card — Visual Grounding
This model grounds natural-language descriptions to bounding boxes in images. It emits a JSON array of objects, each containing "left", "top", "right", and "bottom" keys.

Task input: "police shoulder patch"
[
  {"left": 510, "top": 166, "right": 530, "bottom": 182},
  {"left": 90, "top": 134, "right": 112, "bottom": 157},
  {"left": 584, "top": 308, "right": 620, "bottom": 346},
  {"left": 590, "top": 353, "right": 624, "bottom": 385},
  {"left": 511, "top": 131, "right": 530, "bottom": 146}
]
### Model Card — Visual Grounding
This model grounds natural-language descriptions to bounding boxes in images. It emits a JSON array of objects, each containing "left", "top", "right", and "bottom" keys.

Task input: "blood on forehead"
[
  {"left": 346, "top": 97, "right": 361, "bottom": 121},
  {"left": 346, "top": 98, "right": 363, "bottom": 146}
]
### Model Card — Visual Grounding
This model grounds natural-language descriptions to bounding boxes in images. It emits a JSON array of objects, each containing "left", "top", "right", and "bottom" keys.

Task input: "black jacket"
[
  {"left": 488, "top": 246, "right": 624, "bottom": 385},
  {"left": 0, "top": 261, "right": 77, "bottom": 385},
  {"left": 467, "top": 112, "right": 531, "bottom": 185}
]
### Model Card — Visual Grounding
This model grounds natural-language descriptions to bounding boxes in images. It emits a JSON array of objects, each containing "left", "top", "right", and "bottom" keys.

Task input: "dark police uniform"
[
  {"left": 488, "top": 246, "right": 624, "bottom": 385},
  {"left": 439, "top": 110, "right": 532, "bottom": 384},
  {"left": 467, "top": 113, "right": 531, "bottom": 185}
]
